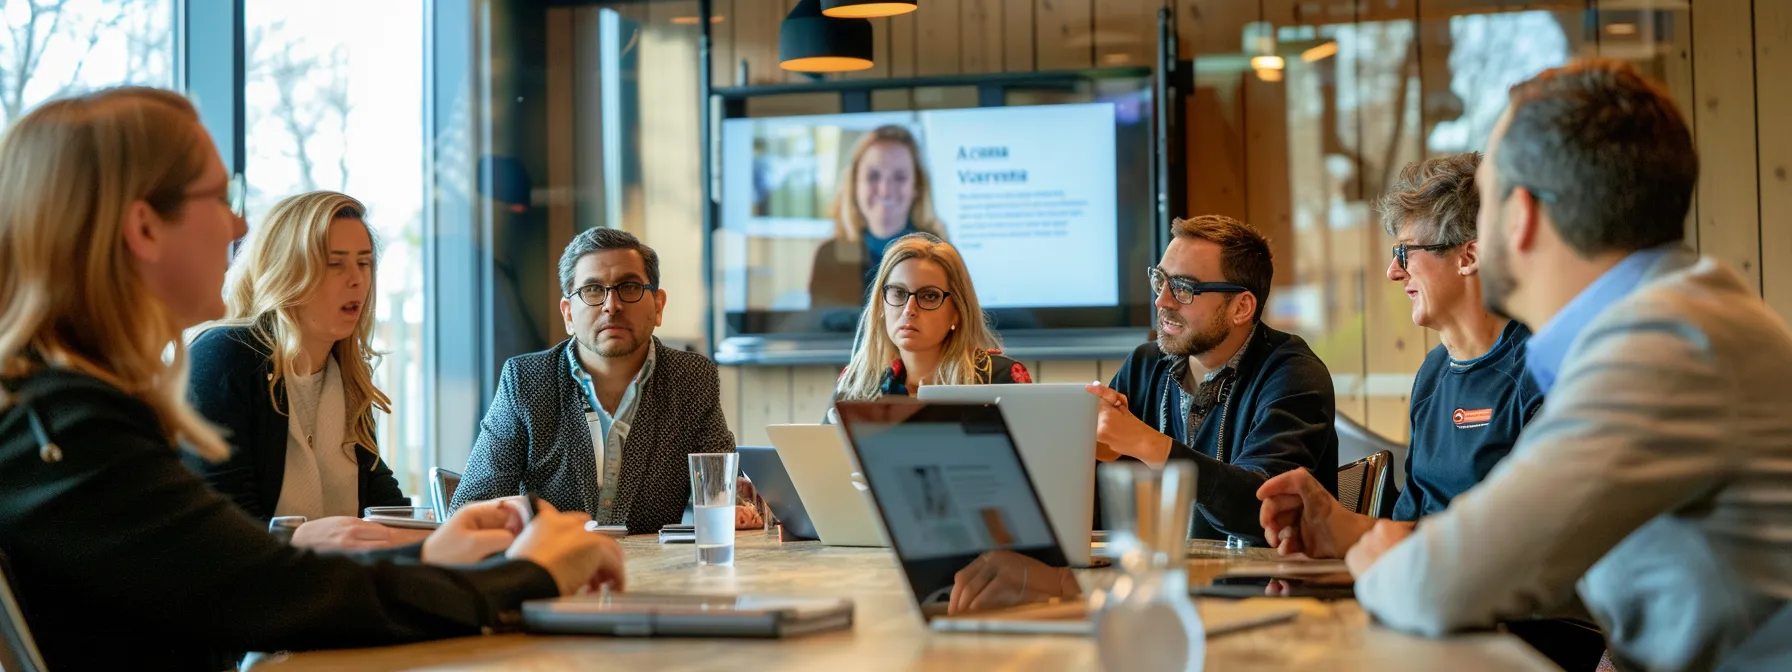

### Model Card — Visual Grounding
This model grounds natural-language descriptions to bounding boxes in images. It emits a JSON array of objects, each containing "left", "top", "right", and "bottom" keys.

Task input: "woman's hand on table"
[{"left": 735, "top": 504, "right": 763, "bottom": 529}]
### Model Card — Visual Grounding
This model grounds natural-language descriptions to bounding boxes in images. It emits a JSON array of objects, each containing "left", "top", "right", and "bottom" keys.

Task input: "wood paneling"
[
  {"left": 737, "top": 366, "right": 790, "bottom": 447},
  {"left": 1036, "top": 0, "right": 1094, "bottom": 70},
  {"left": 918, "top": 0, "right": 964, "bottom": 75},
  {"left": 1094, "top": 0, "right": 1161, "bottom": 68},
  {"left": 790, "top": 366, "right": 840, "bottom": 425},
  {"left": 1179, "top": 0, "right": 1252, "bottom": 220},
  {"left": 546, "top": 8, "right": 578, "bottom": 327},
  {"left": 1003, "top": 0, "right": 1035, "bottom": 71},
  {"left": 731, "top": 0, "right": 783, "bottom": 83},
  {"left": 887, "top": 6, "right": 918, "bottom": 77},
  {"left": 962, "top": 0, "right": 1005, "bottom": 73},
  {"left": 1757, "top": 0, "right": 1792, "bottom": 321},
  {"left": 1691, "top": 0, "right": 1761, "bottom": 292},
  {"left": 1036, "top": 360, "right": 1101, "bottom": 385}
]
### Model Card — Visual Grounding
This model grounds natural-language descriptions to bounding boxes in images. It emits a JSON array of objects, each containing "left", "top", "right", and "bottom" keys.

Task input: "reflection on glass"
[
  {"left": 944, "top": 549, "right": 1082, "bottom": 616},
  {"left": 244, "top": 0, "right": 427, "bottom": 494}
]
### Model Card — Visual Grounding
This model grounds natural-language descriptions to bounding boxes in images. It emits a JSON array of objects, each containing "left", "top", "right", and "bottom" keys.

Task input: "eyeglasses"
[
  {"left": 567, "top": 281, "right": 657, "bottom": 307},
  {"left": 883, "top": 285, "right": 952, "bottom": 311},
  {"left": 1147, "top": 266, "right": 1249, "bottom": 305},
  {"left": 228, "top": 173, "right": 246, "bottom": 219},
  {"left": 1392, "top": 242, "right": 1459, "bottom": 271}
]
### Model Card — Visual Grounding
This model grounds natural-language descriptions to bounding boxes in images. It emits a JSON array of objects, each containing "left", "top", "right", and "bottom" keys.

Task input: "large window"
[
  {"left": 244, "top": 0, "right": 429, "bottom": 495},
  {"left": 0, "top": 0, "right": 173, "bottom": 125}
]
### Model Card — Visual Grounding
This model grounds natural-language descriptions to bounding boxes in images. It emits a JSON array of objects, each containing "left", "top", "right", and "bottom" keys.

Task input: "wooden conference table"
[{"left": 259, "top": 533, "right": 1555, "bottom": 671}]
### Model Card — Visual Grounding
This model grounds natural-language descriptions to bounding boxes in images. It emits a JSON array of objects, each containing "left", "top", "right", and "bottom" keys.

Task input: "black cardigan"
[
  {"left": 1104, "top": 325, "right": 1339, "bottom": 544},
  {"left": 0, "top": 366, "right": 558, "bottom": 670},
  {"left": 185, "top": 326, "right": 409, "bottom": 521}
]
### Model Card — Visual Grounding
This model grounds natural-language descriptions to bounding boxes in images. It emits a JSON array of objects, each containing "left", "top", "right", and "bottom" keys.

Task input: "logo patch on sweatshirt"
[{"left": 1452, "top": 408, "right": 1492, "bottom": 429}]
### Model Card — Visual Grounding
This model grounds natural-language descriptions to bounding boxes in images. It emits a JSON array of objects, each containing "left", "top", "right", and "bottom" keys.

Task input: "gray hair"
[
  {"left": 1494, "top": 59, "right": 1697, "bottom": 256},
  {"left": 1379, "top": 152, "right": 1481, "bottom": 247},
  {"left": 557, "top": 227, "right": 660, "bottom": 294}
]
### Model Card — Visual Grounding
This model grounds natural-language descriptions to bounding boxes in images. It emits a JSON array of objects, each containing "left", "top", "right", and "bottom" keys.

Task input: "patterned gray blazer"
[{"left": 450, "top": 338, "right": 735, "bottom": 534}]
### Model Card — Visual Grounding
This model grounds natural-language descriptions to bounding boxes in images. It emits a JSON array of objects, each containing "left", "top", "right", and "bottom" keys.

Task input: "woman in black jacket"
[
  {"left": 187, "top": 191, "right": 418, "bottom": 552},
  {"left": 0, "top": 87, "right": 622, "bottom": 670}
]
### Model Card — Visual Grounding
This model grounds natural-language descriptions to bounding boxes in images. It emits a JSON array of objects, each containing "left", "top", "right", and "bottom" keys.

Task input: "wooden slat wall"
[
  {"left": 1761, "top": 0, "right": 1792, "bottom": 321},
  {"left": 1691, "top": 0, "right": 1761, "bottom": 292},
  {"left": 639, "top": 0, "right": 1792, "bottom": 449}
]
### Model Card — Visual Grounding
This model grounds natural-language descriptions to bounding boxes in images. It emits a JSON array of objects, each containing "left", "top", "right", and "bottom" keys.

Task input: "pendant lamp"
[
  {"left": 821, "top": 0, "right": 918, "bottom": 18},
  {"left": 780, "top": 0, "right": 874, "bottom": 73}
]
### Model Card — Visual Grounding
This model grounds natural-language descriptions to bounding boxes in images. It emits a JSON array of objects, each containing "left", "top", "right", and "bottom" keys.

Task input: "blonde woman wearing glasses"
[
  {"left": 831, "top": 233, "right": 1029, "bottom": 411},
  {"left": 185, "top": 191, "right": 422, "bottom": 552},
  {"left": 0, "top": 87, "right": 622, "bottom": 670}
]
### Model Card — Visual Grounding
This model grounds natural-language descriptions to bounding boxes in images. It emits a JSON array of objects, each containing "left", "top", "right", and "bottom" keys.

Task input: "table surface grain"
[{"left": 256, "top": 533, "right": 1556, "bottom": 672}]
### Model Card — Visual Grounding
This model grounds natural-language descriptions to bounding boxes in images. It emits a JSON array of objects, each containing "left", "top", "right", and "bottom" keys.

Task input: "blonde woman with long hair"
[
  {"left": 0, "top": 87, "right": 621, "bottom": 670},
  {"left": 833, "top": 234, "right": 1029, "bottom": 409},
  {"left": 809, "top": 125, "right": 948, "bottom": 308},
  {"left": 186, "top": 191, "right": 415, "bottom": 552}
]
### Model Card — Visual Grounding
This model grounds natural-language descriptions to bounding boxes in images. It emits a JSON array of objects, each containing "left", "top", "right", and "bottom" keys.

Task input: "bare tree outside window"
[
  {"left": 245, "top": 1, "right": 427, "bottom": 495},
  {"left": 0, "top": 0, "right": 173, "bottom": 127}
]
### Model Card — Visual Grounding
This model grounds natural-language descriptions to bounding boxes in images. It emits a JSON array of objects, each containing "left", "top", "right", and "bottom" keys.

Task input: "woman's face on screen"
[
  {"left": 855, "top": 141, "right": 917, "bottom": 238},
  {"left": 882, "top": 258, "right": 959, "bottom": 356}
]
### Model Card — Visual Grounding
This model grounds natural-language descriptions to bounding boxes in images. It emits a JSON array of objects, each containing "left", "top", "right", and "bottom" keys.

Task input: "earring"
[{"left": 951, "top": 324, "right": 957, "bottom": 331}]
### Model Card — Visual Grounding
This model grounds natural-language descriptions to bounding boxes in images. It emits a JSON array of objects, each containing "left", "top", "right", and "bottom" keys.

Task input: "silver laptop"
[
  {"left": 917, "top": 383, "right": 1097, "bottom": 567},
  {"left": 765, "top": 424, "right": 889, "bottom": 548},
  {"left": 835, "top": 400, "right": 1300, "bottom": 637}
]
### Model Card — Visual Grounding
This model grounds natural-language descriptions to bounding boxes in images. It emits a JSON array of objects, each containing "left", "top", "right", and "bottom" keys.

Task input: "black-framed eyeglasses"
[
  {"left": 1147, "top": 266, "right": 1249, "bottom": 305},
  {"left": 1392, "top": 242, "right": 1459, "bottom": 271},
  {"left": 567, "top": 281, "right": 657, "bottom": 307},
  {"left": 883, "top": 285, "right": 952, "bottom": 311}
]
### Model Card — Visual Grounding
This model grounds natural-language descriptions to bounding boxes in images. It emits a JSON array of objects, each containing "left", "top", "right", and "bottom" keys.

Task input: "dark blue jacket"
[{"left": 1105, "top": 325, "right": 1338, "bottom": 544}]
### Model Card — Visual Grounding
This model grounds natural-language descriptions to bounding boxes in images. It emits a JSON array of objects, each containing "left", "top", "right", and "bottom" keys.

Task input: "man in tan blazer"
[{"left": 1265, "top": 59, "right": 1792, "bottom": 671}]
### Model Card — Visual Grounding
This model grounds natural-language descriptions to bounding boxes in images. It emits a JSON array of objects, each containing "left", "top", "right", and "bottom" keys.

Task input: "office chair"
[
  {"left": 429, "top": 467, "right": 463, "bottom": 523},
  {"left": 0, "top": 548, "right": 47, "bottom": 672},
  {"left": 1336, "top": 450, "right": 1393, "bottom": 516},
  {"left": 1337, "top": 413, "right": 1408, "bottom": 489}
]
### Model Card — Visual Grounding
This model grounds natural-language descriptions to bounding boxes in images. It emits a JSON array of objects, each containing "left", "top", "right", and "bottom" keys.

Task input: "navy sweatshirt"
[
  {"left": 1393, "top": 320, "right": 1545, "bottom": 521},
  {"left": 1104, "top": 325, "right": 1338, "bottom": 544}
]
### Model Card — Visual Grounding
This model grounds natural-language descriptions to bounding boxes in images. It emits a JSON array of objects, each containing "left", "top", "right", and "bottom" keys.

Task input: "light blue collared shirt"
[
  {"left": 1523, "top": 245, "right": 1676, "bottom": 393},
  {"left": 566, "top": 343, "right": 656, "bottom": 520}
]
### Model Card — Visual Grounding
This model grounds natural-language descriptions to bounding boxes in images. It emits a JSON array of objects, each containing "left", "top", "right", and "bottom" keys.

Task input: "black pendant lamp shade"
[
  {"left": 821, "top": 0, "right": 918, "bottom": 18},
  {"left": 779, "top": 0, "right": 874, "bottom": 72}
]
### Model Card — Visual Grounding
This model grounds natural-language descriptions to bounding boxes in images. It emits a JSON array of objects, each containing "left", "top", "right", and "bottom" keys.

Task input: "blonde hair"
[
  {"left": 204, "top": 191, "right": 391, "bottom": 459},
  {"left": 0, "top": 87, "right": 229, "bottom": 461},
  {"left": 830, "top": 125, "right": 947, "bottom": 247},
  {"left": 835, "top": 234, "right": 1000, "bottom": 400}
]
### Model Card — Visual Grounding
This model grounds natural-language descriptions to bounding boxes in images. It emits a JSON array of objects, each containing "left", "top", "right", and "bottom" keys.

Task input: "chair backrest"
[
  {"left": 429, "top": 467, "right": 462, "bottom": 523},
  {"left": 1336, "top": 450, "right": 1393, "bottom": 516},
  {"left": 1336, "top": 413, "right": 1408, "bottom": 489},
  {"left": 0, "top": 549, "right": 47, "bottom": 672}
]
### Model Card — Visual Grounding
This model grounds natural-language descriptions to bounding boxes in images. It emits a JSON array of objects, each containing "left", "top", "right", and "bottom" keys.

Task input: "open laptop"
[
  {"left": 765, "top": 424, "right": 889, "bottom": 547},
  {"left": 917, "top": 383, "right": 1097, "bottom": 567},
  {"left": 737, "top": 445, "right": 819, "bottom": 541},
  {"left": 835, "top": 400, "right": 1302, "bottom": 637}
]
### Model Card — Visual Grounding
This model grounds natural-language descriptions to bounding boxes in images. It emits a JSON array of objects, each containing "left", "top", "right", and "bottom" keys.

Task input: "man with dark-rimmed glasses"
[
  {"left": 452, "top": 228, "right": 760, "bottom": 534},
  {"left": 1086, "top": 214, "right": 1337, "bottom": 545}
]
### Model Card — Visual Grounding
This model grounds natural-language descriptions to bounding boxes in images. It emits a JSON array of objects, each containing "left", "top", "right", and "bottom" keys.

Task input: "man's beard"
[
  {"left": 579, "top": 325, "right": 645, "bottom": 359},
  {"left": 1157, "top": 301, "right": 1232, "bottom": 358},
  {"left": 1479, "top": 212, "right": 1520, "bottom": 321}
]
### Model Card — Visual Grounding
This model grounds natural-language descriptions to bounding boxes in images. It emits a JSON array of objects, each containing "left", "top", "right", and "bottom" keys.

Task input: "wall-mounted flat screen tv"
[{"left": 714, "top": 76, "right": 1157, "bottom": 359}]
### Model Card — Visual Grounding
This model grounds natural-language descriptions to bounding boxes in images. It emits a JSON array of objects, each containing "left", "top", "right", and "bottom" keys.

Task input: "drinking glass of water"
[{"left": 689, "top": 452, "right": 739, "bottom": 566}]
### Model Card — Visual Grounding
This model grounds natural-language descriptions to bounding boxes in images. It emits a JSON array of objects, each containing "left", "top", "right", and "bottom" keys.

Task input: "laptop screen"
[{"left": 835, "top": 401, "right": 1074, "bottom": 616}]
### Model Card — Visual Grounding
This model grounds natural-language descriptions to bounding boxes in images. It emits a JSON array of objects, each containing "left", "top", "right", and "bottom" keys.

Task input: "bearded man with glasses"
[
  {"left": 451, "top": 228, "right": 760, "bottom": 533},
  {"left": 1085, "top": 214, "right": 1337, "bottom": 545}
]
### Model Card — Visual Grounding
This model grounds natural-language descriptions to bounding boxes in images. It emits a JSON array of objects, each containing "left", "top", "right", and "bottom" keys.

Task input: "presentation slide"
[{"left": 719, "top": 103, "right": 1120, "bottom": 314}]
